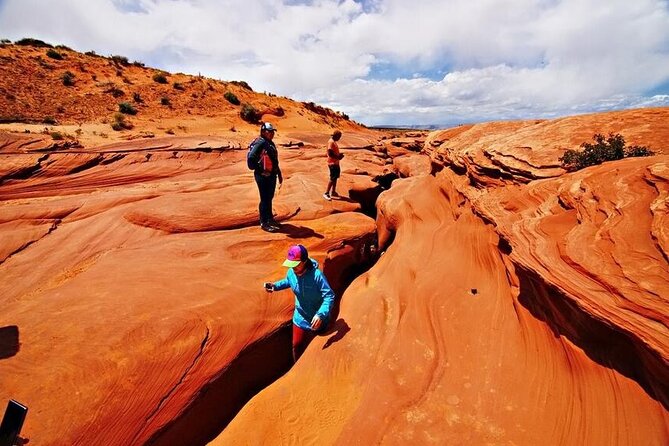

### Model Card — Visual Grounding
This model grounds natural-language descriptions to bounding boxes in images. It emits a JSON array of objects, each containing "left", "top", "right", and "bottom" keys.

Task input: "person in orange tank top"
[{"left": 323, "top": 130, "right": 343, "bottom": 200}]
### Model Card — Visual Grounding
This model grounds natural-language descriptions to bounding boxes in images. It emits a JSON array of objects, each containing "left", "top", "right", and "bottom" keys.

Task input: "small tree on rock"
[{"left": 559, "top": 133, "right": 654, "bottom": 171}]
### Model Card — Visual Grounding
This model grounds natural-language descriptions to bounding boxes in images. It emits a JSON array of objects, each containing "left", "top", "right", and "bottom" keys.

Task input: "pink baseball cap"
[{"left": 282, "top": 244, "right": 308, "bottom": 267}]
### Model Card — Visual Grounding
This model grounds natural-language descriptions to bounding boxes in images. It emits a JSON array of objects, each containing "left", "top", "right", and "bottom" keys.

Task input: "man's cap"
[
  {"left": 261, "top": 122, "right": 277, "bottom": 132},
  {"left": 282, "top": 244, "right": 308, "bottom": 268}
]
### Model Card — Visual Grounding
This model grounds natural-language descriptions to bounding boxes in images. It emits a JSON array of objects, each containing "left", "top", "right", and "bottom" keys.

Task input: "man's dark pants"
[{"left": 254, "top": 172, "right": 276, "bottom": 224}]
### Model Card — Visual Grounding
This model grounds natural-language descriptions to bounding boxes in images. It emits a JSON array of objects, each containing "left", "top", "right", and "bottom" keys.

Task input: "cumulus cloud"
[{"left": 1, "top": 0, "right": 668, "bottom": 126}]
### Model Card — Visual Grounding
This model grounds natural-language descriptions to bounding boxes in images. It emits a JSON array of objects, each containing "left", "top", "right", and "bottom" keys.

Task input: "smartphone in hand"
[{"left": 0, "top": 399, "right": 28, "bottom": 446}]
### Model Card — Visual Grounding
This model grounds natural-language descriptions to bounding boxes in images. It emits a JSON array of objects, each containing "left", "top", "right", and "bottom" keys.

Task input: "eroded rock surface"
[
  {"left": 212, "top": 109, "right": 669, "bottom": 445},
  {"left": 1, "top": 48, "right": 668, "bottom": 445},
  {"left": 0, "top": 130, "right": 386, "bottom": 445}
]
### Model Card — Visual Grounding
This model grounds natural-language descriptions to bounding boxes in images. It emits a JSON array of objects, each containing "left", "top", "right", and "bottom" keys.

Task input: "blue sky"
[{"left": 1, "top": 0, "right": 668, "bottom": 127}]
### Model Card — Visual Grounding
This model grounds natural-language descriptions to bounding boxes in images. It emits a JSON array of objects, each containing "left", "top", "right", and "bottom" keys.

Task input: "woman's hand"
[
  {"left": 310, "top": 315, "right": 322, "bottom": 330},
  {"left": 263, "top": 282, "right": 274, "bottom": 292}
]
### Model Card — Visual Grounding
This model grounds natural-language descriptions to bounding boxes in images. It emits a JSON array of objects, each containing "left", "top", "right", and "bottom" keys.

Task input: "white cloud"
[{"left": 1, "top": 0, "right": 668, "bottom": 126}]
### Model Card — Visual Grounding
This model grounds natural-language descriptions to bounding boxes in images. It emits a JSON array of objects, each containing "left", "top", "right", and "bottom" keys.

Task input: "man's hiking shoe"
[
  {"left": 261, "top": 223, "right": 277, "bottom": 233},
  {"left": 331, "top": 191, "right": 340, "bottom": 198},
  {"left": 323, "top": 193, "right": 331, "bottom": 201},
  {"left": 268, "top": 219, "right": 281, "bottom": 229}
]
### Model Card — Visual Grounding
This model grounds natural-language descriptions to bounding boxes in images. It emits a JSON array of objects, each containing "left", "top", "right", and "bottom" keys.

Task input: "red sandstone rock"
[
  {"left": 1, "top": 42, "right": 668, "bottom": 446},
  {"left": 211, "top": 109, "right": 669, "bottom": 445}
]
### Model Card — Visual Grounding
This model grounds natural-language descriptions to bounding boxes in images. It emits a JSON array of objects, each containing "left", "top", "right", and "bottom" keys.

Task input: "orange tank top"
[{"left": 327, "top": 139, "right": 340, "bottom": 165}]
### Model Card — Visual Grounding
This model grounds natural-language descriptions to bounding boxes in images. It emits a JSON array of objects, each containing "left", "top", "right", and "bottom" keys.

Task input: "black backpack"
[{"left": 246, "top": 137, "right": 262, "bottom": 170}]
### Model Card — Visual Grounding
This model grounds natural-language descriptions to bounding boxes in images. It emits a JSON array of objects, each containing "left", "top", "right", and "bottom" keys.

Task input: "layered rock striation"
[{"left": 213, "top": 108, "right": 669, "bottom": 445}]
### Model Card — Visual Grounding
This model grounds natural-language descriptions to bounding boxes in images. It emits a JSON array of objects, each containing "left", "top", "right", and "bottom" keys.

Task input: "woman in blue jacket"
[{"left": 264, "top": 244, "right": 335, "bottom": 362}]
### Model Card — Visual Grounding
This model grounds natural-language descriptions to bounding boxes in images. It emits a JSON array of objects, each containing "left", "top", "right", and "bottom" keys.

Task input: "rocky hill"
[{"left": 0, "top": 40, "right": 361, "bottom": 149}]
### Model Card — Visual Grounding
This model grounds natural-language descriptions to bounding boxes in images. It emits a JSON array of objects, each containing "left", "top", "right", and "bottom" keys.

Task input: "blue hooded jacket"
[{"left": 273, "top": 258, "right": 335, "bottom": 330}]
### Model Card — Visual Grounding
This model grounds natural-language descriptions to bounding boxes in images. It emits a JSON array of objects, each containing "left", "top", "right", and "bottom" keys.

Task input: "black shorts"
[{"left": 328, "top": 164, "right": 341, "bottom": 181}]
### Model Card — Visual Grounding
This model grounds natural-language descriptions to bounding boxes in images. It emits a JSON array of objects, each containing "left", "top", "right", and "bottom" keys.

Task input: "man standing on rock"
[
  {"left": 264, "top": 244, "right": 335, "bottom": 362},
  {"left": 248, "top": 122, "right": 283, "bottom": 232},
  {"left": 323, "top": 129, "right": 344, "bottom": 200}
]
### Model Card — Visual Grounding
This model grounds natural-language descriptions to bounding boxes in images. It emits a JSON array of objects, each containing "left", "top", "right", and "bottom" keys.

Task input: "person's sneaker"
[
  {"left": 323, "top": 192, "right": 331, "bottom": 201},
  {"left": 268, "top": 219, "right": 281, "bottom": 228},
  {"left": 260, "top": 223, "right": 277, "bottom": 233},
  {"left": 331, "top": 191, "right": 340, "bottom": 198}
]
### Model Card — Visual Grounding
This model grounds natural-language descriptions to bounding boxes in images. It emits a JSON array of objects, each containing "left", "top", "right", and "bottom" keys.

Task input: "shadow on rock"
[
  {"left": 276, "top": 224, "right": 324, "bottom": 239},
  {"left": 322, "top": 319, "right": 350, "bottom": 350},
  {"left": 0, "top": 325, "right": 20, "bottom": 359}
]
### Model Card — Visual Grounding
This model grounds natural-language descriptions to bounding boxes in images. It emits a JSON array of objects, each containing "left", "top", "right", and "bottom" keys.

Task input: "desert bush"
[
  {"left": 160, "top": 96, "right": 171, "bottom": 106},
  {"left": 624, "top": 145, "right": 654, "bottom": 157},
  {"left": 304, "top": 101, "right": 328, "bottom": 116},
  {"left": 118, "top": 102, "right": 137, "bottom": 115},
  {"left": 46, "top": 48, "right": 63, "bottom": 60},
  {"left": 111, "top": 55, "right": 129, "bottom": 66},
  {"left": 50, "top": 131, "right": 64, "bottom": 140},
  {"left": 153, "top": 73, "right": 168, "bottom": 84},
  {"left": 132, "top": 60, "right": 145, "bottom": 68},
  {"left": 224, "top": 91, "right": 240, "bottom": 105},
  {"left": 35, "top": 56, "right": 53, "bottom": 69},
  {"left": 559, "top": 133, "right": 655, "bottom": 171},
  {"left": 240, "top": 103, "right": 260, "bottom": 123},
  {"left": 55, "top": 44, "right": 72, "bottom": 51},
  {"left": 42, "top": 117, "right": 57, "bottom": 125},
  {"left": 133, "top": 92, "right": 143, "bottom": 103},
  {"left": 111, "top": 113, "right": 133, "bottom": 131},
  {"left": 231, "top": 80, "right": 253, "bottom": 91},
  {"left": 173, "top": 82, "right": 185, "bottom": 91},
  {"left": 104, "top": 86, "right": 125, "bottom": 98},
  {"left": 15, "top": 38, "right": 52, "bottom": 48},
  {"left": 62, "top": 71, "right": 75, "bottom": 86},
  {"left": 0, "top": 39, "right": 11, "bottom": 45}
]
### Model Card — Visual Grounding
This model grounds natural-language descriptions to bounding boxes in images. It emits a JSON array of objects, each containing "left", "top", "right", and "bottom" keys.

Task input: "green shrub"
[
  {"left": 36, "top": 56, "right": 53, "bottom": 69},
  {"left": 231, "top": 80, "right": 253, "bottom": 91},
  {"left": 104, "top": 86, "right": 125, "bottom": 98},
  {"left": 153, "top": 73, "right": 168, "bottom": 84},
  {"left": 46, "top": 48, "right": 63, "bottom": 60},
  {"left": 50, "top": 131, "right": 64, "bottom": 140},
  {"left": 111, "top": 113, "right": 133, "bottom": 131},
  {"left": 62, "top": 71, "right": 75, "bottom": 86},
  {"left": 111, "top": 55, "right": 129, "bottom": 66},
  {"left": 42, "top": 116, "right": 57, "bottom": 125},
  {"left": 118, "top": 102, "right": 137, "bottom": 115},
  {"left": 559, "top": 133, "right": 655, "bottom": 171},
  {"left": 240, "top": 103, "right": 260, "bottom": 123},
  {"left": 133, "top": 92, "right": 143, "bottom": 103},
  {"left": 160, "top": 96, "right": 171, "bottom": 106},
  {"left": 15, "top": 38, "right": 52, "bottom": 48},
  {"left": 173, "top": 82, "right": 185, "bottom": 91},
  {"left": 224, "top": 91, "right": 240, "bottom": 105}
]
